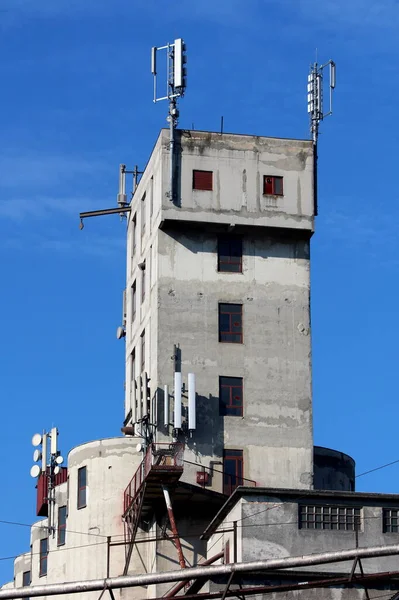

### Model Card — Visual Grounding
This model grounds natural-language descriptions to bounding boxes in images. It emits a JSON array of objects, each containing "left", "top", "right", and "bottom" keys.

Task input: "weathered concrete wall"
[
  {"left": 10, "top": 437, "right": 145, "bottom": 600},
  {"left": 164, "top": 130, "right": 314, "bottom": 232},
  {"left": 209, "top": 491, "right": 399, "bottom": 574},
  {"left": 314, "top": 447, "right": 356, "bottom": 492},
  {"left": 155, "top": 226, "right": 313, "bottom": 490}
]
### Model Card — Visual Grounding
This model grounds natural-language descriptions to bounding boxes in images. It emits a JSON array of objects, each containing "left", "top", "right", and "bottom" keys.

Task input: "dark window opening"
[
  {"left": 77, "top": 466, "right": 87, "bottom": 509},
  {"left": 223, "top": 450, "right": 243, "bottom": 496},
  {"left": 132, "top": 214, "right": 137, "bottom": 257},
  {"left": 383, "top": 508, "right": 399, "bottom": 533},
  {"left": 263, "top": 175, "right": 283, "bottom": 196},
  {"left": 193, "top": 170, "right": 213, "bottom": 191},
  {"left": 39, "top": 538, "right": 48, "bottom": 577},
  {"left": 141, "top": 192, "right": 146, "bottom": 234},
  {"left": 299, "top": 505, "right": 361, "bottom": 531},
  {"left": 218, "top": 237, "right": 242, "bottom": 273},
  {"left": 57, "top": 506, "right": 67, "bottom": 546},
  {"left": 132, "top": 281, "right": 137, "bottom": 322},
  {"left": 141, "top": 330, "right": 145, "bottom": 372},
  {"left": 219, "top": 303, "right": 243, "bottom": 343},
  {"left": 141, "top": 264, "right": 146, "bottom": 303},
  {"left": 22, "top": 571, "right": 30, "bottom": 587},
  {"left": 220, "top": 376, "right": 243, "bottom": 417},
  {"left": 224, "top": 540, "right": 230, "bottom": 564}
]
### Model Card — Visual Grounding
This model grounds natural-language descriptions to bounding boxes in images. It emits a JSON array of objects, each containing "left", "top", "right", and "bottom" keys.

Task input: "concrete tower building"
[
  {"left": 4, "top": 127, "right": 399, "bottom": 600},
  {"left": 124, "top": 129, "right": 315, "bottom": 492}
]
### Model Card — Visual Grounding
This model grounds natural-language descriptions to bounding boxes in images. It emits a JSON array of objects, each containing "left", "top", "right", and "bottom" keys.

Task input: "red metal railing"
[{"left": 124, "top": 443, "right": 184, "bottom": 514}]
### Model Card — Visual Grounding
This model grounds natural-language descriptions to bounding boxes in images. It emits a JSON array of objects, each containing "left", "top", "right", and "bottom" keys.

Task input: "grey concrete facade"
[{"left": 124, "top": 129, "right": 315, "bottom": 491}]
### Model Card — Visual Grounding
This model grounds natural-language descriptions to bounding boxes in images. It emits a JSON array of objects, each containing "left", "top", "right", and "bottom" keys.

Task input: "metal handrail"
[{"left": 123, "top": 443, "right": 184, "bottom": 514}]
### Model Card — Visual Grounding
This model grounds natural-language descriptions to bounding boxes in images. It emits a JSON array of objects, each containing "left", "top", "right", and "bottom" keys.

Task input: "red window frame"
[
  {"left": 223, "top": 450, "right": 243, "bottom": 496},
  {"left": 39, "top": 537, "right": 48, "bottom": 577},
  {"left": 217, "top": 237, "right": 242, "bottom": 273},
  {"left": 219, "top": 303, "right": 243, "bottom": 343},
  {"left": 57, "top": 506, "right": 67, "bottom": 546},
  {"left": 219, "top": 376, "right": 243, "bottom": 417},
  {"left": 77, "top": 466, "right": 87, "bottom": 509},
  {"left": 263, "top": 175, "right": 283, "bottom": 196},
  {"left": 193, "top": 170, "right": 213, "bottom": 191}
]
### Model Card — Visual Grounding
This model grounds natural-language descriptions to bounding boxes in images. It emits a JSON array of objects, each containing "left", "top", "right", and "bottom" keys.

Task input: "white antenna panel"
[
  {"left": 174, "top": 372, "right": 182, "bottom": 429},
  {"left": 41, "top": 433, "right": 47, "bottom": 473},
  {"left": 33, "top": 449, "right": 41, "bottom": 463},
  {"left": 174, "top": 38, "right": 184, "bottom": 89},
  {"left": 188, "top": 373, "right": 196, "bottom": 430},
  {"left": 164, "top": 385, "right": 169, "bottom": 427},
  {"left": 50, "top": 427, "right": 57, "bottom": 455},
  {"left": 151, "top": 47, "right": 157, "bottom": 75}
]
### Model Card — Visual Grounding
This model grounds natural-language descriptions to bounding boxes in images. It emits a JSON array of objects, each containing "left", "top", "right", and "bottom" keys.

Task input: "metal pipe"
[
  {"left": 154, "top": 570, "right": 399, "bottom": 600},
  {"left": 162, "top": 485, "right": 186, "bottom": 569},
  {"left": 5, "top": 544, "right": 399, "bottom": 599},
  {"left": 165, "top": 552, "right": 224, "bottom": 598}
]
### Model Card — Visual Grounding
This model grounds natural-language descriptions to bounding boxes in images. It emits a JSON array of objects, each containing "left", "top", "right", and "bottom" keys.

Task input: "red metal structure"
[{"left": 123, "top": 443, "right": 184, "bottom": 575}]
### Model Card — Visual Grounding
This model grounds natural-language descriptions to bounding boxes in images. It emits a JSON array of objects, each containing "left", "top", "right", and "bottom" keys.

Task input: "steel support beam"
[{"left": 4, "top": 543, "right": 399, "bottom": 599}]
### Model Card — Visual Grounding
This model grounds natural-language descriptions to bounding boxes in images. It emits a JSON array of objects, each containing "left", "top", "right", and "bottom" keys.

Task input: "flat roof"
[{"left": 201, "top": 486, "right": 399, "bottom": 540}]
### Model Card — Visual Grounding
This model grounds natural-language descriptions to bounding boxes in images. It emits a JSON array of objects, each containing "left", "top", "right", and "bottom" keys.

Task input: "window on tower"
[
  {"left": 57, "top": 506, "right": 67, "bottom": 546},
  {"left": 193, "top": 169, "right": 213, "bottom": 191},
  {"left": 132, "top": 281, "right": 137, "bottom": 322},
  {"left": 77, "top": 466, "right": 87, "bottom": 509},
  {"left": 22, "top": 571, "right": 30, "bottom": 588},
  {"left": 141, "top": 330, "right": 145, "bottom": 372},
  {"left": 223, "top": 450, "right": 243, "bottom": 495},
  {"left": 219, "top": 303, "right": 243, "bottom": 343},
  {"left": 39, "top": 537, "right": 48, "bottom": 577},
  {"left": 131, "top": 213, "right": 137, "bottom": 258},
  {"left": 218, "top": 236, "right": 242, "bottom": 273},
  {"left": 219, "top": 376, "right": 243, "bottom": 416},
  {"left": 141, "top": 192, "right": 146, "bottom": 235},
  {"left": 263, "top": 175, "right": 283, "bottom": 196},
  {"left": 141, "top": 263, "right": 146, "bottom": 303}
]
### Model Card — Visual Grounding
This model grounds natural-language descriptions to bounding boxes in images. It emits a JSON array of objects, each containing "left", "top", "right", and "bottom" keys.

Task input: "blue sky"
[{"left": 1, "top": 0, "right": 399, "bottom": 584}]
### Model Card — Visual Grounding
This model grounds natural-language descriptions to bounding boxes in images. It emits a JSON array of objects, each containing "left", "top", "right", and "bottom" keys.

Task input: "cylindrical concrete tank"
[{"left": 313, "top": 446, "right": 356, "bottom": 492}]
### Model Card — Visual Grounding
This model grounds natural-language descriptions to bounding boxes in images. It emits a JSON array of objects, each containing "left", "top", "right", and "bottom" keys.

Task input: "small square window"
[
  {"left": 218, "top": 237, "right": 242, "bottom": 273},
  {"left": 77, "top": 466, "right": 87, "bottom": 509},
  {"left": 39, "top": 538, "right": 48, "bottom": 577},
  {"left": 220, "top": 377, "right": 243, "bottom": 417},
  {"left": 219, "top": 303, "right": 243, "bottom": 343},
  {"left": 383, "top": 508, "right": 399, "bottom": 533},
  {"left": 193, "top": 170, "right": 213, "bottom": 191},
  {"left": 263, "top": 176, "right": 283, "bottom": 196}
]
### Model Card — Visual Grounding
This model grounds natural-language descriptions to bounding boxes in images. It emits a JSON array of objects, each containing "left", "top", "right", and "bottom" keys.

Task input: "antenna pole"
[
  {"left": 152, "top": 38, "right": 187, "bottom": 203},
  {"left": 307, "top": 58, "right": 336, "bottom": 215}
]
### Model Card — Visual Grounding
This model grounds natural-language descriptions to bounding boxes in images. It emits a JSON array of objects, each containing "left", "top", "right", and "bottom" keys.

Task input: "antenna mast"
[
  {"left": 151, "top": 38, "right": 187, "bottom": 203},
  {"left": 307, "top": 59, "right": 336, "bottom": 213}
]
